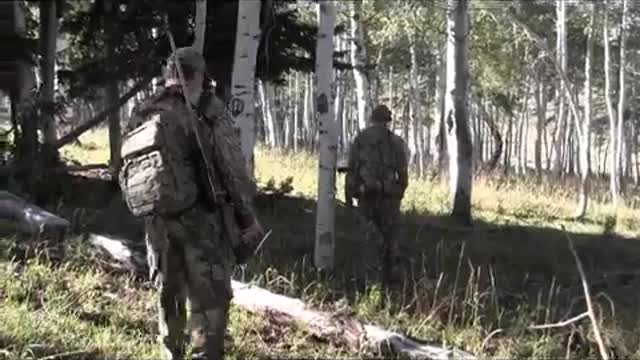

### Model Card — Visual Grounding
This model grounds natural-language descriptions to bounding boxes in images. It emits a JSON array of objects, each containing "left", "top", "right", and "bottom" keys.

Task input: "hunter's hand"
[
  {"left": 241, "top": 220, "right": 265, "bottom": 244},
  {"left": 233, "top": 220, "right": 265, "bottom": 265}
]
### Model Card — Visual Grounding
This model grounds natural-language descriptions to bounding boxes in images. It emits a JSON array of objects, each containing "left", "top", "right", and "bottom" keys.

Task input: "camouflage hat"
[
  {"left": 164, "top": 46, "right": 207, "bottom": 75},
  {"left": 371, "top": 104, "right": 392, "bottom": 123}
]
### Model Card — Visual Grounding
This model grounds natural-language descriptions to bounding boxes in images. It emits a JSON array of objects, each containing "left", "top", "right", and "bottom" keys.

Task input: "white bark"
[
  {"left": 603, "top": 0, "right": 619, "bottom": 206},
  {"left": 552, "top": 0, "right": 567, "bottom": 176},
  {"left": 294, "top": 72, "right": 301, "bottom": 152},
  {"left": 615, "top": 0, "right": 628, "bottom": 204},
  {"left": 258, "top": 80, "right": 277, "bottom": 148},
  {"left": 576, "top": 2, "right": 594, "bottom": 218},
  {"left": 230, "top": 0, "right": 261, "bottom": 175},
  {"left": 350, "top": 0, "right": 370, "bottom": 130},
  {"left": 303, "top": 74, "right": 312, "bottom": 148},
  {"left": 435, "top": 47, "right": 447, "bottom": 169},
  {"left": 285, "top": 74, "right": 294, "bottom": 150},
  {"left": 334, "top": 36, "right": 345, "bottom": 153},
  {"left": 534, "top": 71, "right": 546, "bottom": 179},
  {"left": 408, "top": 41, "right": 423, "bottom": 176},
  {"left": 445, "top": 0, "right": 472, "bottom": 223},
  {"left": 193, "top": 0, "right": 207, "bottom": 53},
  {"left": 314, "top": 1, "right": 337, "bottom": 271}
]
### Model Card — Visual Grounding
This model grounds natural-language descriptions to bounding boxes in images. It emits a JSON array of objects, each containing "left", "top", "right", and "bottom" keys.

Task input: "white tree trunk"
[
  {"left": 445, "top": 0, "right": 472, "bottom": 223},
  {"left": 408, "top": 41, "right": 424, "bottom": 177},
  {"left": 193, "top": 0, "right": 207, "bottom": 53},
  {"left": 603, "top": 0, "right": 619, "bottom": 207},
  {"left": 293, "top": 72, "right": 301, "bottom": 153},
  {"left": 350, "top": 0, "right": 370, "bottom": 130},
  {"left": 230, "top": 0, "right": 261, "bottom": 174},
  {"left": 435, "top": 47, "right": 448, "bottom": 169},
  {"left": 314, "top": 1, "right": 337, "bottom": 271},
  {"left": 534, "top": 71, "right": 547, "bottom": 179},
  {"left": 576, "top": 2, "right": 595, "bottom": 218},
  {"left": 284, "top": 74, "right": 293, "bottom": 150},
  {"left": 258, "top": 80, "right": 277, "bottom": 148},
  {"left": 615, "top": 0, "right": 628, "bottom": 204},
  {"left": 303, "top": 74, "right": 313, "bottom": 149},
  {"left": 334, "top": 36, "right": 345, "bottom": 153},
  {"left": 552, "top": 0, "right": 567, "bottom": 176}
]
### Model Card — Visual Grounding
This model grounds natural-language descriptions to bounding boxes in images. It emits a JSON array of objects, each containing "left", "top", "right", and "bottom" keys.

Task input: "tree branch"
[
  {"left": 562, "top": 226, "right": 610, "bottom": 360},
  {"left": 54, "top": 77, "right": 152, "bottom": 149}
]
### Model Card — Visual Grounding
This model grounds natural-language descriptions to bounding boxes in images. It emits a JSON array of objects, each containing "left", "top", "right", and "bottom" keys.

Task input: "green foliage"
[
  {"left": 261, "top": 176, "right": 294, "bottom": 197},
  {"left": 55, "top": 0, "right": 350, "bottom": 99}
]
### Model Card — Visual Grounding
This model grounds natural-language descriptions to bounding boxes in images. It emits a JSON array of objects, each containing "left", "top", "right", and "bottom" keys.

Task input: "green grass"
[{"left": 3, "top": 128, "right": 640, "bottom": 359}]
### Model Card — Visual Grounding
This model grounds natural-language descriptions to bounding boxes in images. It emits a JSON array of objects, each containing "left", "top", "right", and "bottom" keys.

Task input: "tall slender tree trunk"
[
  {"left": 504, "top": 115, "right": 512, "bottom": 173},
  {"left": 294, "top": 72, "right": 301, "bottom": 153},
  {"left": 445, "top": 0, "right": 472, "bottom": 224},
  {"left": 534, "top": 70, "right": 547, "bottom": 180},
  {"left": 521, "top": 103, "right": 530, "bottom": 174},
  {"left": 39, "top": 0, "right": 58, "bottom": 147},
  {"left": 603, "top": 0, "right": 620, "bottom": 207},
  {"left": 105, "top": 0, "right": 121, "bottom": 174},
  {"left": 230, "top": 0, "right": 261, "bottom": 175},
  {"left": 576, "top": 3, "right": 596, "bottom": 218},
  {"left": 284, "top": 74, "right": 293, "bottom": 150},
  {"left": 303, "top": 74, "right": 312, "bottom": 149},
  {"left": 408, "top": 41, "right": 422, "bottom": 176},
  {"left": 388, "top": 66, "right": 394, "bottom": 111},
  {"left": 193, "top": 0, "right": 207, "bottom": 52},
  {"left": 350, "top": 0, "right": 369, "bottom": 130},
  {"left": 615, "top": 0, "right": 628, "bottom": 202},
  {"left": 435, "top": 46, "right": 447, "bottom": 170},
  {"left": 258, "top": 80, "right": 277, "bottom": 148},
  {"left": 633, "top": 121, "right": 640, "bottom": 185},
  {"left": 334, "top": 37, "right": 344, "bottom": 154},
  {"left": 342, "top": 78, "right": 350, "bottom": 151},
  {"left": 314, "top": 1, "right": 337, "bottom": 270},
  {"left": 552, "top": 0, "right": 567, "bottom": 177}
]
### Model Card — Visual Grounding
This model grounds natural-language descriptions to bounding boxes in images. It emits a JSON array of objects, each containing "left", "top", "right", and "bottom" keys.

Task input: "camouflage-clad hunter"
[
  {"left": 345, "top": 105, "right": 409, "bottom": 286},
  {"left": 120, "top": 47, "right": 264, "bottom": 360}
]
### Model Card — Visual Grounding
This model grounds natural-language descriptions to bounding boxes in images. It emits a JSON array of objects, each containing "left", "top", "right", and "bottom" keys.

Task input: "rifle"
[{"left": 163, "top": 21, "right": 255, "bottom": 263}]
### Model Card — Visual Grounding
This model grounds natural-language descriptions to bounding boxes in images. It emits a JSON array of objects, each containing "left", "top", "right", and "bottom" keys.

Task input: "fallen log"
[
  {"left": 86, "top": 233, "right": 478, "bottom": 360},
  {"left": 86, "top": 233, "right": 147, "bottom": 277},
  {"left": 232, "top": 280, "right": 478, "bottom": 359},
  {"left": 0, "top": 191, "right": 70, "bottom": 238}
]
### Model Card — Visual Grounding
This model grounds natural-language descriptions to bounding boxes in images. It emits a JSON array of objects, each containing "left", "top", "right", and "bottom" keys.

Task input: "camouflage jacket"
[
  {"left": 125, "top": 85, "right": 257, "bottom": 229},
  {"left": 345, "top": 124, "right": 409, "bottom": 202}
]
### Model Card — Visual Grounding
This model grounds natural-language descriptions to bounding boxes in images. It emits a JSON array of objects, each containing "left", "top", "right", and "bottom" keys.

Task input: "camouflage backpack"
[
  {"left": 354, "top": 128, "right": 405, "bottom": 197},
  {"left": 118, "top": 88, "right": 200, "bottom": 217}
]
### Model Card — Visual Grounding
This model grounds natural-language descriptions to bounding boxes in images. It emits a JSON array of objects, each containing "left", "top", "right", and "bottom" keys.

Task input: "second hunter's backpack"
[
  {"left": 354, "top": 128, "right": 405, "bottom": 197},
  {"left": 118, "top": 89, "right": 199, "bottom": 217}
]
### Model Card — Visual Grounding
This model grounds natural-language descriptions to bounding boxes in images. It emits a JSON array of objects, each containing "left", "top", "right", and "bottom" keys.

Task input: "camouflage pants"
[
  {"left": 357, "top": 195, "right": 402, "bottom": 285},
  {"left": 145, "top": 206, "right": 234, "bottom": 360}
]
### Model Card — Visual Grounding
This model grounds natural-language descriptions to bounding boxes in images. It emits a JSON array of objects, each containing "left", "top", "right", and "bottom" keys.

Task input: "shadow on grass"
[{"left": 0, "top": 334, "right": 104, "bottom": 360}]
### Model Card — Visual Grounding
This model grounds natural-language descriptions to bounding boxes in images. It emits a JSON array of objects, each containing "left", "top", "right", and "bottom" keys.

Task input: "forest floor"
[{"left": 2, "top": 128, "right": 640, "bottom": 359}]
